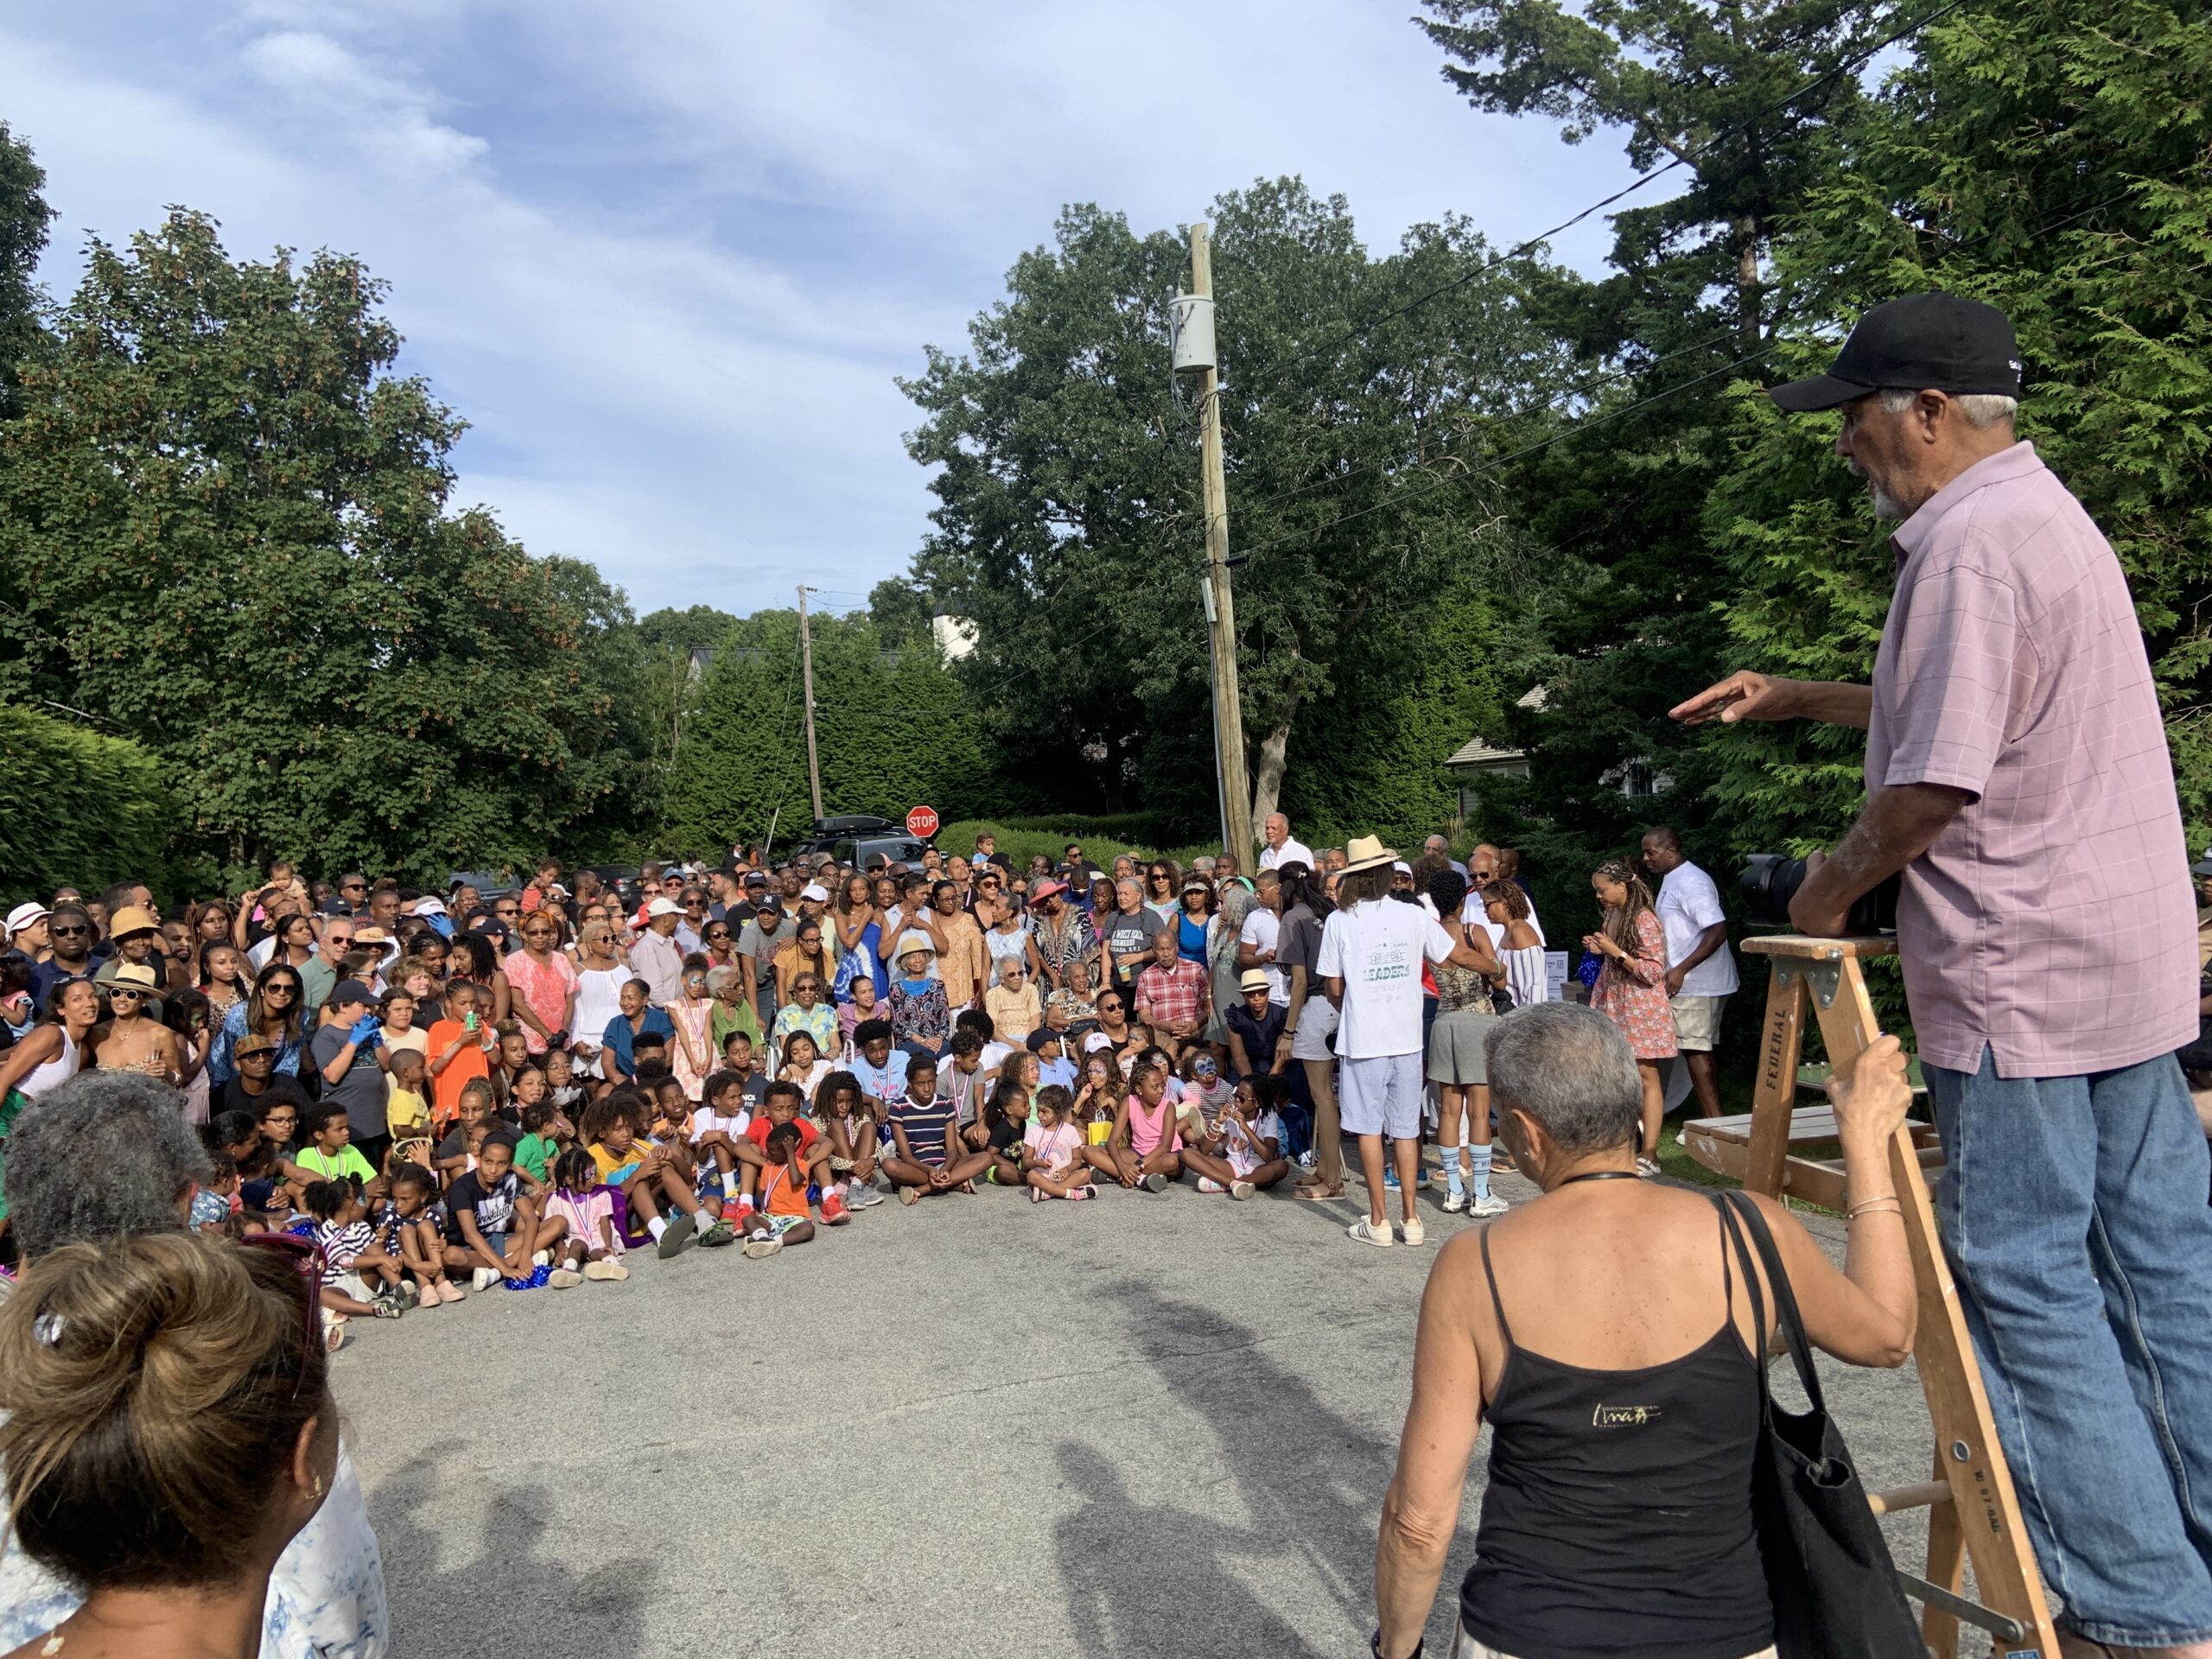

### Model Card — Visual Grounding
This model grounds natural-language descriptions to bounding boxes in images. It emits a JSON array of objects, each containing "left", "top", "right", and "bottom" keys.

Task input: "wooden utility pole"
[
  {"left": 1190, "top": 222, "right": 1255, "bottom": 866},
  {"left": 796, "top": 584, "right": 824, "bottom": 823}
]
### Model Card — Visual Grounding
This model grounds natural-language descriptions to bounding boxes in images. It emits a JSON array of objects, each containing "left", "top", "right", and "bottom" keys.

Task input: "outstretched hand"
[{"left": 1669, "top": 670, "right": 1796, "bottom": 727}]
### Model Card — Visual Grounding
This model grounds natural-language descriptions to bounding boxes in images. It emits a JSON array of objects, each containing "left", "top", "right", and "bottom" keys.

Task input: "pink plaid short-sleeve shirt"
[{"left": 1869, "top": 442, "right": 2195, "bottom": 1077}]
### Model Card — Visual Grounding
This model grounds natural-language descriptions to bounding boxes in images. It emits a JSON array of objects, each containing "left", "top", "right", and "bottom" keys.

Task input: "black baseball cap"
[{"left": 1769, "top": 292, "right": 2024, "bottom": 413}]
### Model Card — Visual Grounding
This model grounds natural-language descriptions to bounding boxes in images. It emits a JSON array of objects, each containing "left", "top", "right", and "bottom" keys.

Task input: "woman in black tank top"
[{"left": 1371, "top": 1004, "right": 1918, "bottom": 1659}]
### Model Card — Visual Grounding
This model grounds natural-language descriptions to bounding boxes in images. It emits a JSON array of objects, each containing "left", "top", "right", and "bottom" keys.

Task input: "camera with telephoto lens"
[{"left": 1738, "top": 855, "right": 1900, "bottom": 934}]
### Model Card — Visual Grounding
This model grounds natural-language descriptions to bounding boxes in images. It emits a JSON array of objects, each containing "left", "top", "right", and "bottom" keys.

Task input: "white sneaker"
[
  {"left": 1400, "top": 1217, "right": 1427, "bottom": 1247},
  {"left": 1470, "top": 1192, "right": 1510, "bottom": 1218},
  {"left": 1441, "top": 1189, "right": 1468, "bottom": 1214},
  {"left": 470, "top": 1267, "right": 500, "bottom": 1292},
  {"left": 1197, "top": 1177, "right": 1224, "bottom": 1193},
  {"left": 1229, "top": 1180, "right": 1255, "bottom": 1201},
  {"left": 1347, "top": 1217, "right": 1395, "bottom": 1248},
  {"left": 531, "top": 1250, "right": 552, "bottom": 1268},
  {"left": 548, "top": 1267, "right": 583, "bottom": 1289}
]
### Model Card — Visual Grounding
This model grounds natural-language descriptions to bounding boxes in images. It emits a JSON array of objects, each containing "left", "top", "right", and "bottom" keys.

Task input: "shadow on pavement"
[
  {"left": 366, "top": 1438, "right": 660, "bottom": 1656},
  {"left": 1052, "top": 1279, "right": 1402, "bottom": 1657}
]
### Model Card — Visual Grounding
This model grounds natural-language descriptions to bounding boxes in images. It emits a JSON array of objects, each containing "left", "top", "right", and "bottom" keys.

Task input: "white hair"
[{"left": 1878, "top": 387, "right": 2018, "bottom": 429}]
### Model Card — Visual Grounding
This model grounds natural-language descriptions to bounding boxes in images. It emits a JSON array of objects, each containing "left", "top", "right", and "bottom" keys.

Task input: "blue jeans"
[{"left": 1925, "top": 1046, "right": 2212, "bottom": 1643}]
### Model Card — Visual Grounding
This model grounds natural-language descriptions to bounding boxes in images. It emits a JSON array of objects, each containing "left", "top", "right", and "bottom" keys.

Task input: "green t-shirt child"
[{"left": 515, "top": 1132, "right": 557, "bottom": 1184}]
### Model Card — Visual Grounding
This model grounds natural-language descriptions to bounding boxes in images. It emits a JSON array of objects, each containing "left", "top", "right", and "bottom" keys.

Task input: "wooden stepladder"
[{"left": 1682, "top": 936, "right": 2062, "bottom": 1658}]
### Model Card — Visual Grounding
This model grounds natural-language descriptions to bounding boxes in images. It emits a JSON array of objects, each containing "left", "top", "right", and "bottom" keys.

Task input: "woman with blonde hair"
[
  {"left": 0, "top": 1231, "right": 340, "bottom": 1659},
  {"left": 1582, "top": 856, "right": 1676, "bottom": 1171}
]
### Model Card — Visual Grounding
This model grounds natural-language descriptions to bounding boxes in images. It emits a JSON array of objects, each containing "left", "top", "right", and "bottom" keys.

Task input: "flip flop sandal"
[{"left": 1294, "top": 1184, "right": 1346, "bottom": 1201}]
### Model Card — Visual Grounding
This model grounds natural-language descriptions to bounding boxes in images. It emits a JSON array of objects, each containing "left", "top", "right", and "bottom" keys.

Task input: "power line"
[
  {"left": 1255, "top": 0, "right": 1971, "bottom": 387},
  {"left": 957, "top": 168, "right": 2157, "bottom": 705}
]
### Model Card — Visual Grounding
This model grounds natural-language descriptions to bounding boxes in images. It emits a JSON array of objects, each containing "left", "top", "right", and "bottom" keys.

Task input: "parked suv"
[{"left": 793, "top": 815, "right": 935, "bottom": 872}]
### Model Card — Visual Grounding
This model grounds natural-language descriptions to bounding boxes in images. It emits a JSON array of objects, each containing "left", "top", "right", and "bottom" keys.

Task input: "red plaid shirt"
[{"left": 1135, "top": 957, "right": 1210, "bottom": 1032}]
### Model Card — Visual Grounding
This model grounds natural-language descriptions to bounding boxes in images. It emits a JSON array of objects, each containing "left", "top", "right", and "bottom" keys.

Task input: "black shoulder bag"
[{"left": 1715, "top": 1190, "right": 1923, "bottom": 1659}]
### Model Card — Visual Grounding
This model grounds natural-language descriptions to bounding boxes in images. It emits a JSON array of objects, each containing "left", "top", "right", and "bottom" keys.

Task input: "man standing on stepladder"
[
  {"left": 1319, "top": 835, "right": 1501, "bottom": 1249},
  {"left": 1675, "top": 291, "right": 2212, "bottom": 1654}
]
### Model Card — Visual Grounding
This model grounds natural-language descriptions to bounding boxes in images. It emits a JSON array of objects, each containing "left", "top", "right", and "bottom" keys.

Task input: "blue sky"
[{"left": 1, "top": 3, "right": 1655, "bottom": 616}]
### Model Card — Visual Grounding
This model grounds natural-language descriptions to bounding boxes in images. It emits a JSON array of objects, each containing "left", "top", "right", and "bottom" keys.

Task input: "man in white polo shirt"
[
  {"left": 1640, "top": 827, "right": 1737, "bottom": 1118},
  {"left": 1257, "top": 812, "right": 1314, "bottom": 874},
  {"left": 1319, "top": 835, "right": 1500, "bottom": 1249}
]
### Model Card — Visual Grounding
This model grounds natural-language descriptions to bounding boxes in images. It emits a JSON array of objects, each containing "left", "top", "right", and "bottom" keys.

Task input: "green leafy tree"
[
  {"left": 901, "top": 178, "right": 1567, "bottom": 836},
  {"left": 662, "top": 610, "right": 986, "bottom": 855},
  {"left": 0, "top": 210, "right": 639, "bottom": 885},
  {"left": 0, "top": 122, "right": 54, "bottom": 415},
  {"left": 0, "top": 703, "right": 173, "bottom": 906},
  {"left": 1416, "top": 0, "right": 1899, "bottom": 884},
  {"left": 1701, "top": 0, "right": 2212, "bottom": 855}
]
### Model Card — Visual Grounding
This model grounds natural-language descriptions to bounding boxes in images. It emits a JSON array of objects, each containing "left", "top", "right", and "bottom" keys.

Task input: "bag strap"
[
  {"left": 1719, "top": 1189, "right": 1829, "bottom": 1414},
  {"left": 1711, "top": 1193, "right": 1771, "bottom": 1409}
]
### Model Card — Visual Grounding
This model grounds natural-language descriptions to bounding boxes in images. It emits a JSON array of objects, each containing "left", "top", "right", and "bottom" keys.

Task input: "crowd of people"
[{"left": 0, "top": 811, "right": 1758, "bottom": 1327}]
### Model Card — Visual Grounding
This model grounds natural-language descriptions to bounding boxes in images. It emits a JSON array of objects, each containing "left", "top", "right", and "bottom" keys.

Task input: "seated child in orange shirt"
[{"left": 739, "top": 1120, "right": 817, "bottom": 1260}]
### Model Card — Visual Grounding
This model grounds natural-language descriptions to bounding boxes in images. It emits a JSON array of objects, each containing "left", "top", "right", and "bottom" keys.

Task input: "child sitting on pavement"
[
  {"left": 381, "top": 1161, "right": 461, "bottom": 1305},
  {"left": 543, "top": 1147, "right": 629, "bottom": 1282},
  {"left": 442, "top": 1130, "right": 567, "bottom": 1291},
  {"left": 810, "top": 1069, "right": 883, "bottom": 1208},
  {"left": 1022, "top": 1085, "right": 1093, "bottom": 1202},
  {"left": 1084, "top": 1057, "right": 1184, "bottom": 1193},
  {"left": 739, "top": 1122, "right": 818, "bottom": 1259},
  {"left": 303, "top": 1179, "right": 405, "bottom": 1321},
  {"left": 730, "top": 1080, "right": 845, "bottom": 1224},
  {"left": 581, "top": 1093, "right": 731, "bottom": 1258},
  {"left": 981, "top": 1078, "right": 1031, "bottom": 1186},
  {"left": 882, "top": 1055, "right": 991, "bottom": 1204}
]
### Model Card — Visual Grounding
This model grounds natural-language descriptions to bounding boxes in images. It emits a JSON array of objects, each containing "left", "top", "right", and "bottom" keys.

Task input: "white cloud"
[{"left": 3, "top": 2, "right": 1655, "bottom": 610}]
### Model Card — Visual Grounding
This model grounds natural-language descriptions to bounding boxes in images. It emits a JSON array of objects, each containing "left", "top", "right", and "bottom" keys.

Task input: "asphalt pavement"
[{"left": 332, "top": 1166, "right": 1942, "bottom": 1657}]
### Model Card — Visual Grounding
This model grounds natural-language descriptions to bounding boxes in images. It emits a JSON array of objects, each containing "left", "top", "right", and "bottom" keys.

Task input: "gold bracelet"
[{"left": 1847, "top": 1197, "right": 1903, "bottom": 1220}]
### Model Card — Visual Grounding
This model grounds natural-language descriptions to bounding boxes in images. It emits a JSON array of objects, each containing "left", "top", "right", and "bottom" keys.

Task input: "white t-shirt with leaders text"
[{"left": 1314, "top": 899, "right": 1454, "bottom": 1059}]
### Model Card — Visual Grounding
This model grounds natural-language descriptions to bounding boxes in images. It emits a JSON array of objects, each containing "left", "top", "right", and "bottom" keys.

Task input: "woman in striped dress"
[{"left": 1482, "top": 880, "right": 1549, "bottom": 1009}]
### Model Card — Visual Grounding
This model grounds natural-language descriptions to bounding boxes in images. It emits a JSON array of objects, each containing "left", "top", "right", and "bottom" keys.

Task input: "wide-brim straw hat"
[
  {"left": 1339, "top": 834, "right": 1399, "bottom": 875},
  {"left": 893, "top": 929, "right": 938, "bottom": 961}
]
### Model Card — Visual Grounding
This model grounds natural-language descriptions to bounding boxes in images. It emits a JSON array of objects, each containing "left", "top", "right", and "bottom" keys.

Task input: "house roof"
[{"left": 1446, "top": 735, "right": 1529, "bottom": 769}]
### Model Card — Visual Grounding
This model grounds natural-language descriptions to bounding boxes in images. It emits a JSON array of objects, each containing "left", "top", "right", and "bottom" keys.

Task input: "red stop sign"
[{"left": 905, "top": 805, "right": 940, "bottom": 839}]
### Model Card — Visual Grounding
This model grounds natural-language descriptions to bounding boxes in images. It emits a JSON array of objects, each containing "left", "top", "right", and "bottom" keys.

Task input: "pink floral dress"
[
  {"left": 1590, "top": 908, "right": 1678, "bottom": 1060},
  {"left": 504, "top": 949, "right": 576, "bottom": 1057}
]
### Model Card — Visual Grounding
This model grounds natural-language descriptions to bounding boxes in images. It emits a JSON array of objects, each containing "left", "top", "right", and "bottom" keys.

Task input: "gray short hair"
[
  {"left": 6, "top": 1072, "right": 212, "bottom": 1258},
  {"left": 1484, "top": 1003, "right": 1642, "bottom": 1153},
  {"left": 1878, "top": 386, "right": 2018, "bottom": 429}
]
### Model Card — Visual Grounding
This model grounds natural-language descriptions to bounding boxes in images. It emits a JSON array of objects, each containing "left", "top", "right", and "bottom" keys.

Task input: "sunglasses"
[
  {"left": 240, "top": 1232, "right": 323, "bottom": 1396},
  {"left": 107, "top": 988, "right": 145, "bottom": 1002},
  {"left": 49, "top": 924, "right": 88, "bottom": 938},
  {"left": 340, "top": 881, "right": 367, "bottom": 893},
  {"left": 264, "top": 983, "right": 299, "bottom": 998}
]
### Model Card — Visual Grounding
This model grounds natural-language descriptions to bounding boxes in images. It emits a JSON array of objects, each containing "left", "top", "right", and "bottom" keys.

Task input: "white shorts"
[
  {"left": 1669, "top": 992, "right": 1730, "bottom": 1052},
  {"left": 1338, "top": 1052, "right": 1426, "bottom": 1140},
  {"left": 1290, "top": 997, "right": 1338, "bottom": 1064}
]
